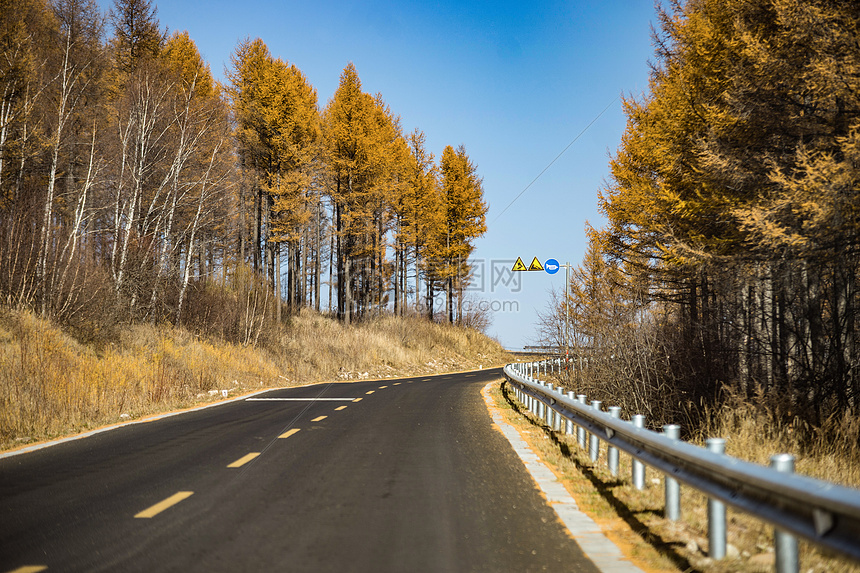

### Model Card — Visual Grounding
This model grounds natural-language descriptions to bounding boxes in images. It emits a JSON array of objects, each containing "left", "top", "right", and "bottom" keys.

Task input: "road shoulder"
[{"left": 482, "top": 380, "right": 649, "bottom": 573}]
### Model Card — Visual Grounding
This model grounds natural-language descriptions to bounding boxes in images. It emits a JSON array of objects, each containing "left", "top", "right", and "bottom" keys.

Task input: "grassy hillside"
[{"left": 0, "top": 308, "right": 508, "bottom": 452}]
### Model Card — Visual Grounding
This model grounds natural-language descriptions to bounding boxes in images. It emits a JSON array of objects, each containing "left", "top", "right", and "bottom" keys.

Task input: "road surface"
[{"left": 1, "top": 368, "right": 600, "bottom": 572}]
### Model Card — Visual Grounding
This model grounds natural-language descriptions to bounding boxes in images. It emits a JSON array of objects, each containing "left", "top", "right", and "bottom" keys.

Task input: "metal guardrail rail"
[{"left": 503, "top": 361, "right": 860, "bottom": 571}]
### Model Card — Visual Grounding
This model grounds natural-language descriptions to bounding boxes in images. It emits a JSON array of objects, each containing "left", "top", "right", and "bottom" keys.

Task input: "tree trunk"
[
  {"left": 275, "top": 240, "right": 281, "bottom": 323},
  {"left": 428, "top": 277, "right": 434, "bottom": 321},
  {"left": 315, "top": 199, "right": 322, "bottom": 312},
  {"left": 328, "top": 208, "right": 334, "bottom": 314},
  {"left": 239, "top": 164, "right": 247, "bottom": 263},
  {"left": 253, "top": 181, "right": 261, "bottom": 274},
  {"left": 394, "top": 220, "right": 400, "bottom": 316},
  {"left": 415, "top": 244, "right": 421, "bottom": 315},
  {"left": 457, "top": 254, "right": 463, "bottom": 325}
]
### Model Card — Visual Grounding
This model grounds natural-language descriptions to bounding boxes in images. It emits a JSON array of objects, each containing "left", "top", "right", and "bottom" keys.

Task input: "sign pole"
[{"left": 564, "top": 262, "right": 570, "bottom": 372}]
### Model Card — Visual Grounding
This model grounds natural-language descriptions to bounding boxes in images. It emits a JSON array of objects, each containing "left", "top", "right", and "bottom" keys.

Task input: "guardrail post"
[
  {"left": 537, "top": 382, "right": 544, "bottom": 419},
  {"left": 557, "top": 389, "right": 564, "bottom": 432},
  {"left": 663, "top": 425, "right": 681, "bottom": 521},
  {"left": 771, "top": 454, "right": 799, "bottom": 573},
  {"left": 541, "top": 383, "right": 548, "bottom": 420},
  {"left": 576, "top": 395, "right": 587, "bottom": 449},
  {"left": 607, "top": 406, "right": 621, "bottom": 476},
  {"left": 632, "top": 415, "right": 646, "bottom": 490},
  {"left": 552, "top": 387, "right": 562, "bottom": 431},
  {"left": 545, "top": 384, "right": 554, "bottom": 428},
  {"left": 706, "top": 438, "right": 727, "bottom": 559},
  {"left": 589, "top": 400, "right": 602, "bottom": 462},
  {"left": 529, "top": 382, "right": 535, "bottom": 414},
  {"left": 526, "top": 384, "right": 533, "bottom": 415},
  {"left": 566, "top": 391, "right": 574, "bottom": 435}
]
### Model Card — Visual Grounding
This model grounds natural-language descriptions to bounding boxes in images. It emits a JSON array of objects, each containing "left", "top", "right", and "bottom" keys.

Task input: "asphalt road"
[{"left": 1, "top": 368, "right": 600, "bottom": 572}]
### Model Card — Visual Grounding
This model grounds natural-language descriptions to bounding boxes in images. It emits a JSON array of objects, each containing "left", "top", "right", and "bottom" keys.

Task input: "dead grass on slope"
[{"left": 0, "top": 308, "right": 507, "bottom": 451}]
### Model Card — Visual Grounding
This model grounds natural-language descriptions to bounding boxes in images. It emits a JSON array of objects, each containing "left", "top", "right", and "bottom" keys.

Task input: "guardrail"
[{"left": 503, "top": 360, "right": 860, "bottom": 572}]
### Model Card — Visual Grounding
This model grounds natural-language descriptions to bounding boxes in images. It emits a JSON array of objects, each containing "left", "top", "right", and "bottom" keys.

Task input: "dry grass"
[
  {"left": 498, "top": 378, "right": 860, "bottom": 573},
  {"left": 696, "top": 389, "right": 860, "bottom": 488},
  {"left": 276, "top": 309, "right": 506, "bottom": 383},
  {"left": 0, "top": 307, "right": 507, "bottom": 451},
  {"left": 684, "top": 393, "right": 860, "bottom": 572}
]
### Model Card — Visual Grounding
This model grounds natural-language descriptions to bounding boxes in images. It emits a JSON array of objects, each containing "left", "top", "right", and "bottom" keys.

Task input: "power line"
[{"left": 492, "top": 96, "right": 619, "bottom": 223}]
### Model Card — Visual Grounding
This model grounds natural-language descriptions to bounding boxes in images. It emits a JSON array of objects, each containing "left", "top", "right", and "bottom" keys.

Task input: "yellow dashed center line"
[
  {"left": 311, "top": 415, "right": 327, "bottom": 422},
  {"left": 352, "top": 397, "right": 363, "bottom": 402},
  {"left": 135, "top": 491, "right": 194, "bottom": 519},
  {"left": 365, "top": 390, "right": 375, "bottom": 395},
  {"left": 8, "top": 567, "right": 48, "bottom": 573},
  {"left": 393, "top": 383, "right": 401, "bottom": 386},
  {"left": 335, "top": 405, "right": 348, "bottom": 411},
  {"left": 227, "top": 452, "right": 260, "bottom": 468},
  {"left": 278, "top": 428, "right": 300, "bottom": 439},
  {"left": 378, "top": 385, "right": 388, "bottom": 389}
]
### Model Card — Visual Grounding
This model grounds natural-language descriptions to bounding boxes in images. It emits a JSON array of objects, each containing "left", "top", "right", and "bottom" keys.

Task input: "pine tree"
[
  {"left": 391, "top": 128, "right": 438, "bottom": 315},
  {"left": 227, "top": 38, "right": 321, "bottom": 318},
  {"left": 436, "top": 144, "right": 487, "bottom": 323},
  {"left": 322, "top": 63, "right": 389, "bottom": 323},
  {"left": 110, "top": 0, "right": 162, "bottom": 76}
]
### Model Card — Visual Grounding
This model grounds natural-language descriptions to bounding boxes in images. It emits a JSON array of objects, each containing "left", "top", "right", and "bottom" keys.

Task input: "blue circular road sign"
[{"left": 544, "top": 258, "right": 560, "bottom": 275}]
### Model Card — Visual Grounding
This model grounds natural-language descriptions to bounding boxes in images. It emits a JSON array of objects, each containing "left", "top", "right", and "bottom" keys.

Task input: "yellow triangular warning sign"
[
  {"left": 512, "top": 257, "right": 527, "bottom": 271},
  {"left": 529, "top": 257, "right": 544, "bottom": 271}
]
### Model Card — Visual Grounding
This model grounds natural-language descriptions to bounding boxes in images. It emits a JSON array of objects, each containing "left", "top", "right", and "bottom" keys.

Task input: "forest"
[
  {"left": 0, "top": 0, "right": 488, "bottom": 347},
  {"left": 540, "top": 0, "right": 860, "bottom": 432}
]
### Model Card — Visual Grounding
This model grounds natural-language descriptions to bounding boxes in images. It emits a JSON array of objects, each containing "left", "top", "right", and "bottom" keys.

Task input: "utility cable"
[{"left": 492, "top": 96, "right": 619, "bottom": 223}]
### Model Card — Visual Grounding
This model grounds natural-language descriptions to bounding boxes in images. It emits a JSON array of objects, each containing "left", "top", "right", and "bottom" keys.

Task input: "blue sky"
[{"left": 131, "top": 0, "right": 658, "bottom": 349}]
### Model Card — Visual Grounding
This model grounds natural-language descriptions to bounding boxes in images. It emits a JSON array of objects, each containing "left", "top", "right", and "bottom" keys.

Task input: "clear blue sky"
[{"left": 129, "top": 0, "right": 658, "bottom": 349}]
